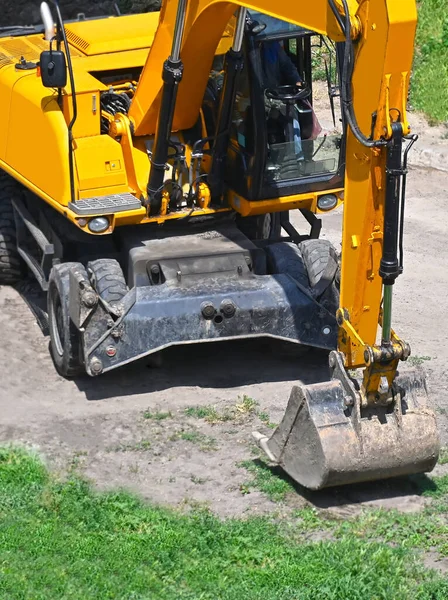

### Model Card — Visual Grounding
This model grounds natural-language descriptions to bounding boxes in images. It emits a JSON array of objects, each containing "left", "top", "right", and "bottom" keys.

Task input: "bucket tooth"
[{"left": 253, "top": 358, "right": 439, "bottom": 490}]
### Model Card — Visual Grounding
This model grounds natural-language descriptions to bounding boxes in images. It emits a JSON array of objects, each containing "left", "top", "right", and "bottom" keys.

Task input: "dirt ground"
[{"left": 1, "top": 90, "right": 448, "bottom": 518}]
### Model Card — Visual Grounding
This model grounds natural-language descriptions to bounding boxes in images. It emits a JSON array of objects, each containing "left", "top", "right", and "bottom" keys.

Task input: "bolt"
[
  {"left": 90, "top": 357, "right": 103, "bottom": 375},
  {"left": 106, "top": 345, "right": 117, "bottom": 357},
  {"left": 328, "top": 352, "right": 336, "bottom": 368},
  {"left": 177, "top": 270, "right": 182, "bottom": 282},
  {"left": 82, "top": 291, "right": 97, "bottom": 308},
  {"left": 237, "top": 265, "right": 243, "bottom": 275},
  {"left": 336, "top": 312, "right": 344, "bottom": 326},
  {"left": 322, "top": 326, "right": 331, "bottom": 336},
  {"left": 111, "top": 328, "right": 122, "bottom": 340},
  {"left": 150, "top": 264, "right": 160, "bottom": 284},
  {"left": 364, "top": 348, "right": 374, "bottom": 365},
  {"left": 403, "top": 342, "right": 411, "bottom": 360},
  {"left": 106, "top": 318, "right": 114, "bottom": 328},
  {"left": 344, "top": 396, "right": 354, "bottom": 407},
  {"left": 201, "top": 301, "right": 215, "bottom": 319},
  {"left": 220, "top": 299, "right": 236, "bottom": 318},
  {"left": 378, "top": 376, "right": 389, "bottom": 395},
  {"left": 245, "top": 255, "right": 252, "bottom": 267}
]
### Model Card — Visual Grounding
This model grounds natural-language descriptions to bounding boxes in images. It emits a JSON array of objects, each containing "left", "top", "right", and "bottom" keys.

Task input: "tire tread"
[
  {"left": 87, "top": 258, "right": 127, "bottom": 304},
  {"left": 0, "top": 172, "right": 23, "bottom": 284}
]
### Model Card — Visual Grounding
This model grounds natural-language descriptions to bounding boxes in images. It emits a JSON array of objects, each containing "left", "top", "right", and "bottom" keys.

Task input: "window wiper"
[
  {"left": 0, "top": 25, "right": 44, "bottom": 38},
  {"left": 0, "top": 26, "right": 36, "bottom": 31}
]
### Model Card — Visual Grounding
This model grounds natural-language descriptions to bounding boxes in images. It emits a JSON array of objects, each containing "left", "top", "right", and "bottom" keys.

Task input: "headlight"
[
  {"left": 317, "top": 194, "right": 338, "bottom": 211},
  {"left": 88, "top": 217, "right": 110, "bottom": 233}
]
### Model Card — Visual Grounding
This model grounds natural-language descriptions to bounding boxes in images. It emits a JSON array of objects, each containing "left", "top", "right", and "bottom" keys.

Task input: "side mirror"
[
  {"left": 40, "top": 50, "right": 67, "bottom": 88},
  {"left": 40, "top": 2, "right": 55, "bottom": 41}
]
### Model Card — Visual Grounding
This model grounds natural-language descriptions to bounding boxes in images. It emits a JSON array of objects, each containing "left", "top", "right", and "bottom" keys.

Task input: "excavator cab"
[{"left": 205, "top": 13, "right": 344, "bottom": 204}]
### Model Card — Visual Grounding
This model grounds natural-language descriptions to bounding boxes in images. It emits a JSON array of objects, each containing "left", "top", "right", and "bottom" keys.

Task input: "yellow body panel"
[
  {"left": 0, "top": 65, "right": 17, "bottom": 159},
  {"left": 5, "top": 75, "right": 71, "bottom": 206},
  {"left": 64, "top": 13, "right": 160, "bottom": 55},
  {"left": 229, "top": 189, "right": 344, "bottom": 217},
  {"left": 74, "top": 135, "right": 128, "bottom": 196},
  {"left": 0, "top": 34, "right": 151, "bottom": 206},
  {"left": 63, "top": 92, "right": 101, "bottom": 138}
]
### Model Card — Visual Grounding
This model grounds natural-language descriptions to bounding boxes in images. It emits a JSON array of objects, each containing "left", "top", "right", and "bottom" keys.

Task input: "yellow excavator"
[{"left": 0, "top": 0, "right": 440, "bottom": 489}]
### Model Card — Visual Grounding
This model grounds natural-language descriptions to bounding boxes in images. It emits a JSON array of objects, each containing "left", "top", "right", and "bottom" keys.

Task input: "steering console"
[{"left": 265, "top": 83, "right": 311, "bottom": 104}]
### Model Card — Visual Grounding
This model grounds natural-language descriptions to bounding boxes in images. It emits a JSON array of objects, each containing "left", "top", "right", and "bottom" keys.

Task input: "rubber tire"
[
  {"left": 236, "top": 212, "right": 283, "bottom": 240},
  {"left": 299, "top": 239, "right": 340, "bottom": 313},
  {"left": 0, "top": 173, "right": 24, "bottom": 284},
  {"left": 298, "top": 239, "right": 338, "bottom": 289},
  {"left": 265, "top": 242, "right": 310, "bottom": 289},
  {"left": 48, "top": 262, "right": 87, "bottom": 377},
  {"left": 87, "top": 258, "right": 127, "bottom": 305}
]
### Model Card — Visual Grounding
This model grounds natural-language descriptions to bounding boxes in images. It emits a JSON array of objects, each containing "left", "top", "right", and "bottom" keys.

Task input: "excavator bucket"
[{"left": 254, "top": 355, "right": 439, "bottom": 490}]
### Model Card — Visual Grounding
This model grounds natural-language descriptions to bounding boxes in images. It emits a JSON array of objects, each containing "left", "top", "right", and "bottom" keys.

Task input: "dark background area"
[{"left": 2, "top": 0, "right": 160, "bottom": 27}]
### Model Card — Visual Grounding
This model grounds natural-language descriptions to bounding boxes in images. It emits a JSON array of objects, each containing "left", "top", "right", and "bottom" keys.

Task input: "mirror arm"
[{"left": 41, "top": 0, "right": 77, "bottom": 205}]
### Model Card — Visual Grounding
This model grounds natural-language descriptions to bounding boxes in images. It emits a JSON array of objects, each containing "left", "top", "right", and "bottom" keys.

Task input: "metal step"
[{"left": 69, "top": 193, "right": 142, "bottom": 216}]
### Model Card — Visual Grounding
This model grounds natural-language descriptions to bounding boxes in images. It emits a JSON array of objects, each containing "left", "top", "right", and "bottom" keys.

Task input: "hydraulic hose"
[
  {"left": 52, "top": 0, "right": 78, "bottom": 204},
  {"left": 328, "top": 0, "right": 345, "bottom": 33},
  {"left": 328, "top": 0, "right": 387, "bottom": 148}
]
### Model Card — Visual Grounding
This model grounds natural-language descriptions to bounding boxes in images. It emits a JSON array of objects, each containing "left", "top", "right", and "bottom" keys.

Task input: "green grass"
[
  {"left": 439, "top": 447, "right": 448, "bottom": 465},
  {"left": 184, "top": 396, "right": 261, "bottom": 424},
  {"left": 257, "top": 411, "right": 278, "bottom": 430},
  {"left": 236, "top": 394, "right": 258, "bottom": 414},
  {"left": 239, "top": 458, "right": 448, "bottom": 558},
  {"left": 107, "top": 439, "right": 152, "bottom": 452},
  {"left": 407, "top": 355, "right": 432, "bottom": 367},
  {"left": 170, "top": 430, "right": 218, "bottom": 451},
  {"left": 143, "top": 410, "right": 173, "bottom": 420},
  {"left": 2, "top": 446, "right": 448, "bottom": 599},
  {"left": 239, "top": 458, "right": 295, "bottom": 502},
  {"left": 184, "top": 405, "right": 231, "bottom": 423},
  {"left": 412, "top": 0, "right": 448, "bottom": 122}
]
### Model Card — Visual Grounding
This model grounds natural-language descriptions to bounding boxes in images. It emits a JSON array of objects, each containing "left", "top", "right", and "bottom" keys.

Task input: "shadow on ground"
[
  {"left": 15, "top": 277, "right": 332, "bottom": 401},
  {"left": 74, "top": 340, "right": 331, "bottom": 401},
  {"left": 249, "top": 457, "right": 437, "bottom": 513}
]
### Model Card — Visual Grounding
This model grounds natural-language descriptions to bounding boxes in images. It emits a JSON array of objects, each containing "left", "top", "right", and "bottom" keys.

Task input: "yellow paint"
[
  {"left": 229, "top": 189, "right": 343, "bottom": 217},
  {"left": 197, "top": 182, "right": 211, "bottom": 209},
  {"left": 63, "top": 92, "right": 100, "bottom": 138},
  {"left": 64, "top": 13, "right": 160, "bottom": 55},
  {"left": 74, "top": 135, "right": 128, "bottom": 195}
]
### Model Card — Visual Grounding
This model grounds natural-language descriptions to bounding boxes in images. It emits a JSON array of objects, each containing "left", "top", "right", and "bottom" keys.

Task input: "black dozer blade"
[{"left": 253, "top": 352, "right": 439, "bottom": 490}]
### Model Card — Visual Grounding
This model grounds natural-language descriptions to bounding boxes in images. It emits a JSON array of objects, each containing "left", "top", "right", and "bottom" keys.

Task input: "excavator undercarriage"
[{"left": 0, "top": 0, "right": 439, "bottom": 489}]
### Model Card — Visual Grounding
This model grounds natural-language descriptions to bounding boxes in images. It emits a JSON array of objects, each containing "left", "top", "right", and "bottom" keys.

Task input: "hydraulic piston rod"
[
  {"left": 379, "top": 122, "right": 404, "bottom": 346},
  {"left": 382, "top": 284, "right": 393, "bottom": 344}
]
